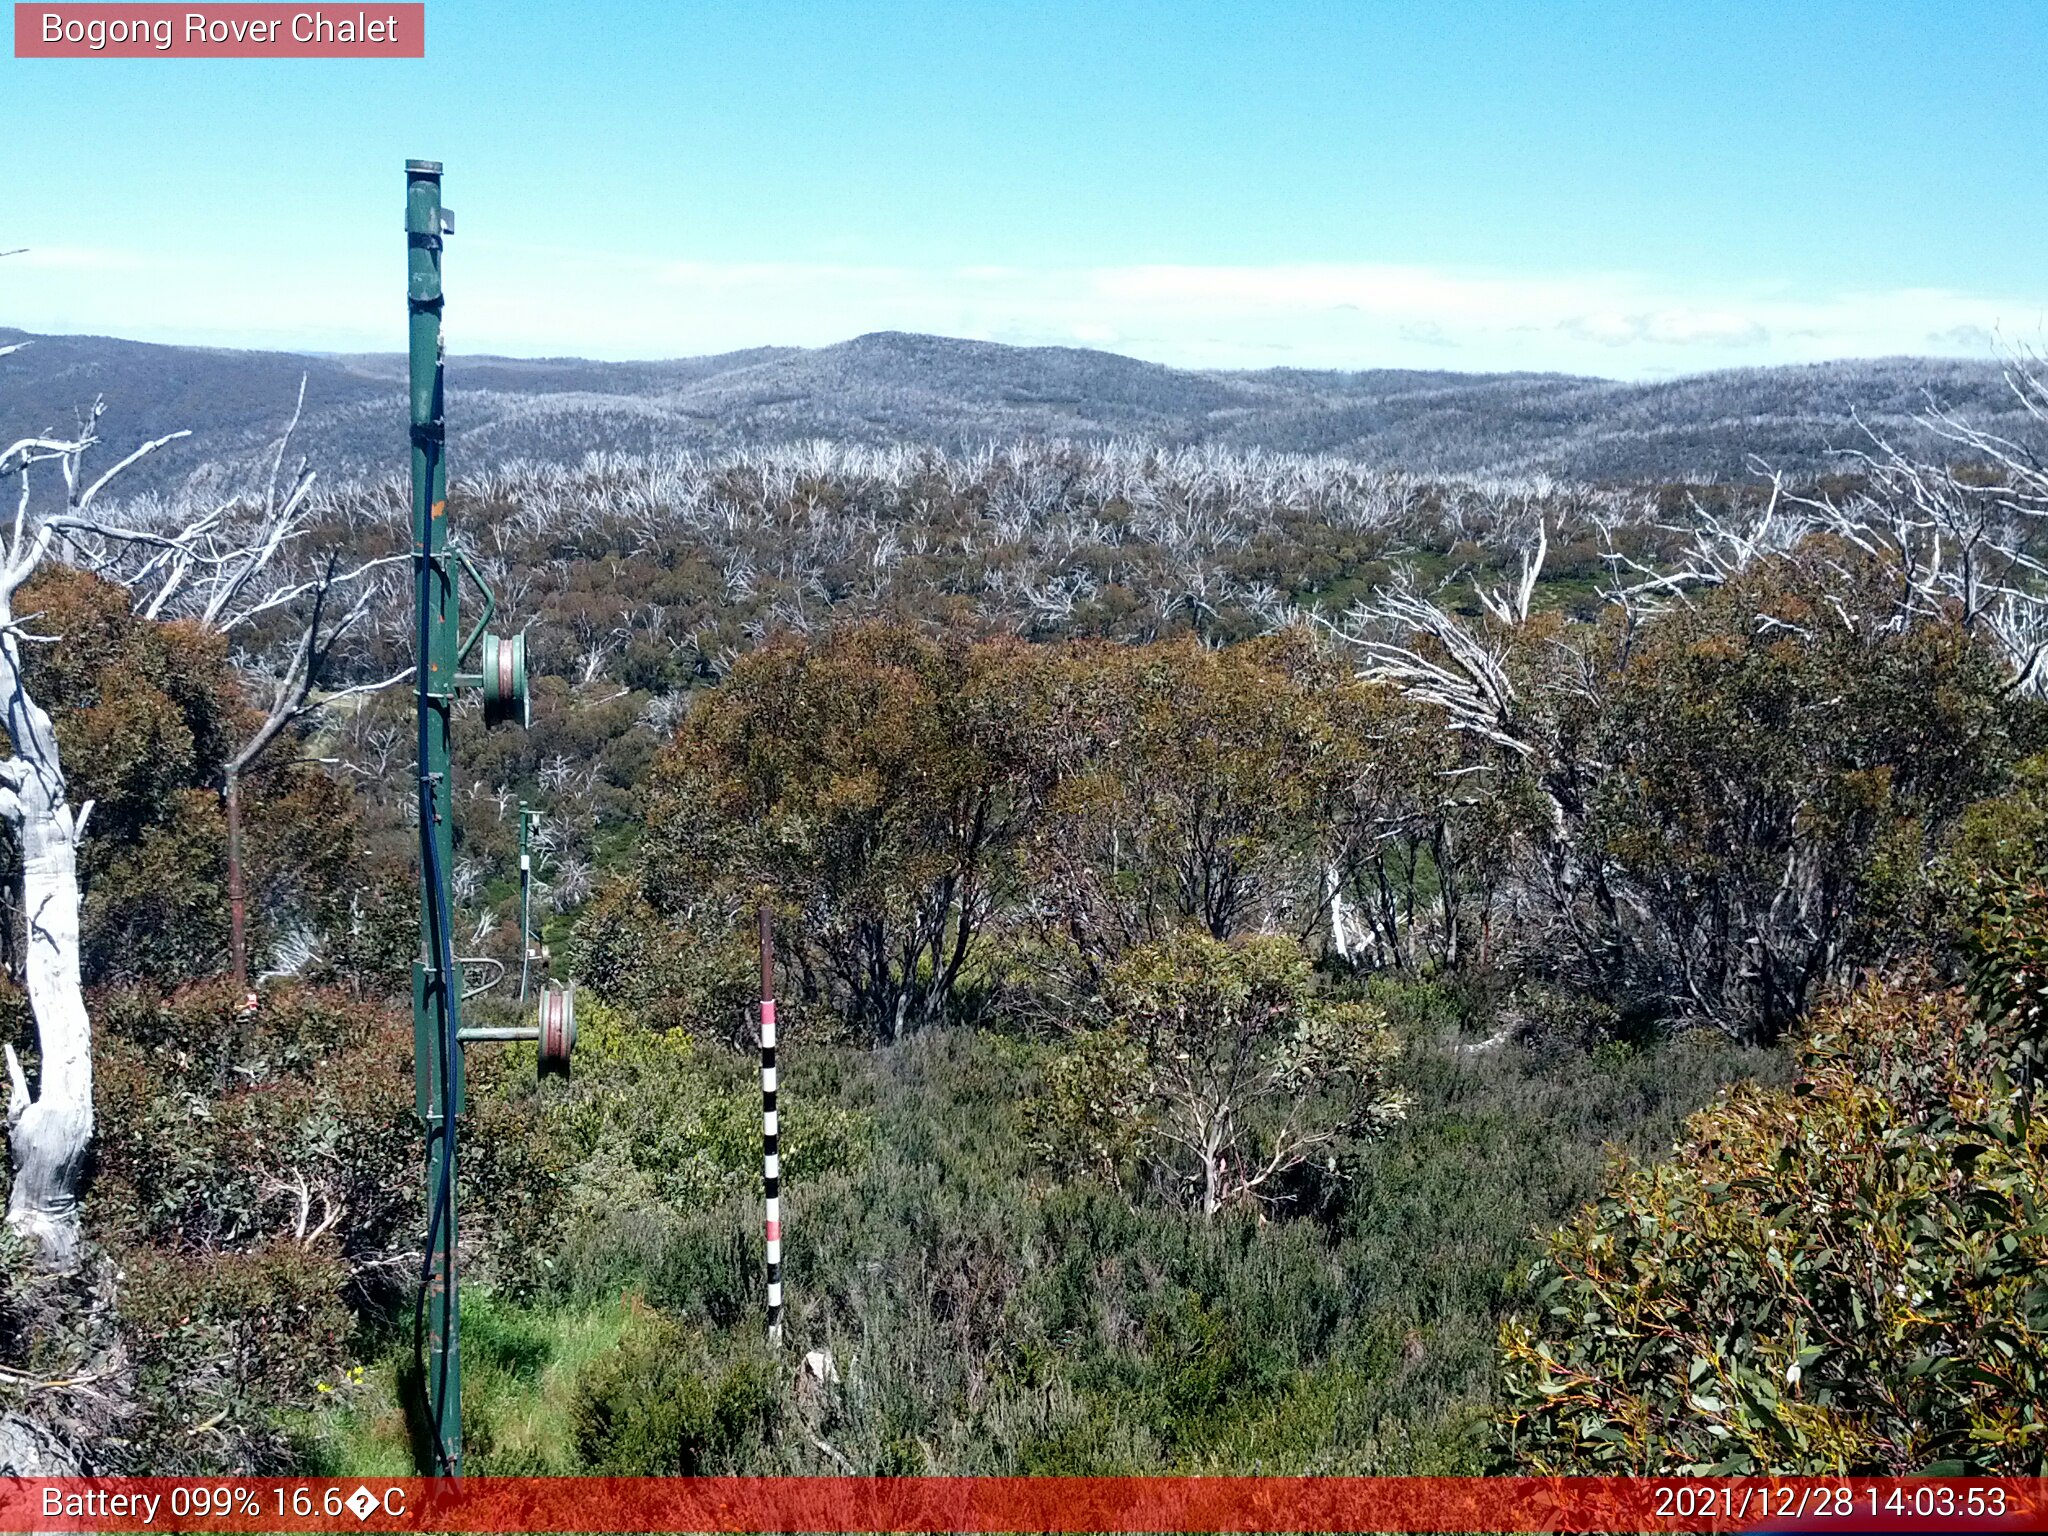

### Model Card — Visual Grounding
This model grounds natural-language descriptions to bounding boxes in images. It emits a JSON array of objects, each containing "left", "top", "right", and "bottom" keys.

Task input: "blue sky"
[{"left": 5, "top": 0, "right": 2045, "bottom": 375}]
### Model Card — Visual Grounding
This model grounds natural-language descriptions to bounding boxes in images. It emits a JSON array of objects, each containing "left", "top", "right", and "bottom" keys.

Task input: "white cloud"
[
  {"left": 1927, "top": 323, "right": 1997, "bottom": 351},
  {"left": 5, "top": 244, "right": 2039, "bottom": 377},
  {"left": 1560, "top": 309, "right": 1769, "bottom": 349}
]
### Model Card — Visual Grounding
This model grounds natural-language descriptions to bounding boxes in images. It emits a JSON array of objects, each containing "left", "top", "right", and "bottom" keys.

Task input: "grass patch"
[{"left": 295, "top": 1292, "right": 638, "bottom": 1475}]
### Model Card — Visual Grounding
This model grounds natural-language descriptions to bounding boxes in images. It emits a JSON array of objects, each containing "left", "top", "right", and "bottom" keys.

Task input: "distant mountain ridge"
[{"left": 0, "top": 325, "right": 2025, "bottom": 492}]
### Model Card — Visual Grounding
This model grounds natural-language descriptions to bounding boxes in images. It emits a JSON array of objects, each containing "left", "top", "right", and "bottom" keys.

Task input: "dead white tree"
[
  {"left": 1326, "top": 519, "right": 1597, "bottom": 976},
  {"left": 1805, "top": 372, "right": 2048, "bottom": 690},
  {"left": 1600, "top": 474, "right": 1799, "bottom": 615},
  {"left": 1598, "top": 359, "right": 2048, "bottom": 690},
  {"left": 1476, "top": 515, "right": 1547, "bottom": 628},
  {"left": 0, "top": 399, "right": 192, "bottom": 1265},
  {"left": 1339, "top": 567, "right": 1540, "bottom": 763}
]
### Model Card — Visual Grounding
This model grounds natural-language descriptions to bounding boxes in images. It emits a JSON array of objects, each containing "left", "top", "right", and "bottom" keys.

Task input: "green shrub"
[
  {"left": 569, "top": 883, "right": 757, "bottom": 1043},
  {"left": 1033, "top": 932, "right": 1407, "bottom": 1216},
  {"left": 1498, "top": 974, "right": 2047, "bottom": 1474},
  {"left": 291, "top": 1013, "right": 1773, "bottom": 1479},
  {"left": 569, "top": 1309, "right": 774, "bottom": 1474},
  {"left": 92, "top": 982, "right": 416, "bottom": 1265},
  {"left": 537, "top": 996, "right": 869, "bottom": 1217},
  {"left": 119, "top": 1240, "right": 356, "bottom": 1472},
  {"left": 84, "top": 983, "right": 427, "bottom": 1471},
  {"left": 1963, "top": 870, "right": 2048, "bottom": 1090}
]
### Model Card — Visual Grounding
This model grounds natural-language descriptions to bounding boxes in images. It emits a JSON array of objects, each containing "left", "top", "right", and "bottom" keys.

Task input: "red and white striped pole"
[{"left": 759, "top": 904, "right": 783, "bottom": 1348}]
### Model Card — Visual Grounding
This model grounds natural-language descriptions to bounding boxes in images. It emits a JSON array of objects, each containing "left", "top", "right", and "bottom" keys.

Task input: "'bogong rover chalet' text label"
[{"left": 14, "top": 4, "right": 425, "bottom": 56}]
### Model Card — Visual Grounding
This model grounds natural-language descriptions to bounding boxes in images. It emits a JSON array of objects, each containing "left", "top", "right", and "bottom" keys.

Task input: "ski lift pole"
[
  {"left": 759, "top": 904, "right": 782, "bottom": 1347},
  {"left": 404, "top": 157, "right": 549, "bottom": 1479},
  {"left": 407, "top": 156, "right": 463, "bottom": 1477}
]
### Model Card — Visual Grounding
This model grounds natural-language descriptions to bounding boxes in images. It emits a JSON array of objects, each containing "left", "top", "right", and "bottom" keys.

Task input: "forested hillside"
[
  {"left": 0, "top": 356, "right": 2044, "bottom": 1477},
  {"left": 0, "top": 326, "right": 2026, "bottom": 488}
]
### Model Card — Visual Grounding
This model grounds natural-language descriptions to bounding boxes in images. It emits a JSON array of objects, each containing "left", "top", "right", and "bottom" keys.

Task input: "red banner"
[
  {"left": 13, "top": 4, "right": 423, "bottom": 57},
  {"left": 5, "top": 1477, "right": 2046, "bottom": 1533}
]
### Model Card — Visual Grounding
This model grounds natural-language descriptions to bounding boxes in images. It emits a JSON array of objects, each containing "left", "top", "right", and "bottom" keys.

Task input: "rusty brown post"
[{"left": 226, "top": 768, "right": 248, "bottom": 1001}]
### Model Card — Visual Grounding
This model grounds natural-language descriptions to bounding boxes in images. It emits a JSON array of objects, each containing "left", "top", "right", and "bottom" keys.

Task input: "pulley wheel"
[
  {"left": 481, "top": 631, "right": 529, "bottom": 729},
  {"left": 537, "top": 981, "right": 576, "bottom": 1079}
]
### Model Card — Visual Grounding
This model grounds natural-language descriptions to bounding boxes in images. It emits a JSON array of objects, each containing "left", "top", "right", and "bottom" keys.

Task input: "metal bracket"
[
  {"left": 457, "top": 955, "right": 505, "bottom": 1000},
  {"left": 453, "top": 544, "right": 498, "bottom": 670}
]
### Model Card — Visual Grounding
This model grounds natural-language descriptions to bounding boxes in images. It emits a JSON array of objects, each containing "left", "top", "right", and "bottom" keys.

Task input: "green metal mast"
[
  {"left": 404, "top": 155, "right": 555, "bottom": 1481},
  {"left": 407, "top": 157, "right": 463, "bottom": 1476}
]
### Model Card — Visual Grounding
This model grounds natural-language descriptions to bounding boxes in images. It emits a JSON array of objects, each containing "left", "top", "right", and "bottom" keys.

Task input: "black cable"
[{"left": 410, "top": 422, "right": 462, "bottom": 1479}]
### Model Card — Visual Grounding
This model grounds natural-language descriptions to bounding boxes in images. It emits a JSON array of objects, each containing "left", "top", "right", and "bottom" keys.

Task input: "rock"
[
  {"left": 801, "top": 1348, "right": 840, "bottom": 1386},
  {"left": 0, "top": 1411, "right": 79, "bottom": 1475}
]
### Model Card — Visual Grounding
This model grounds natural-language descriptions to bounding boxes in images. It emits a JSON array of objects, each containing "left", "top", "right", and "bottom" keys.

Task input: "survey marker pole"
[
  {"left": 760, "top": 905, "right": 783, "bottom": 1347},
  {"left": 408, "top": 157, "right": 463, "bottom": 1477}
]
